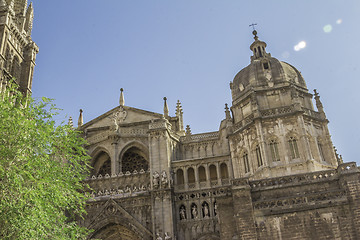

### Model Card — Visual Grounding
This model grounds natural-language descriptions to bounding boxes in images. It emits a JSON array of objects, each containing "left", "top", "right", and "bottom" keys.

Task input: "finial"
[
  {"left": 176, "top": 100, "right": 182, "bottom": 116},
  {"left": 78, "top": 109, "right": 83, "bottom": 127},
  {"left": 225, "top": 103, "right": 231, "bottom": 120},
  {"left": 119, "top": 88, "right": 125, "bottom": 106},
  {"left": 68, "top": 116, "right": 74, "bottom": 129},
  {"left": 163, "top": 97, "right": 169, "bottom": 117},
  {"left": 186, "top": 125, "right": 191, "bottom": 135},
  {"left": 313, "top": 89, "right": 324, "bottom": 113},
  {"left": 249, "top": 23, "right": 258, "bottom": 40}
]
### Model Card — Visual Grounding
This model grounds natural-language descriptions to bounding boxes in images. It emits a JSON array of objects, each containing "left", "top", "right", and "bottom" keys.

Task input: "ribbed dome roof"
[
  {"left": 231, "top": 32, "right": 307, "bottom": 101},
  {"left": 233, "top": 57, "right": 306, "bottom": 90}
]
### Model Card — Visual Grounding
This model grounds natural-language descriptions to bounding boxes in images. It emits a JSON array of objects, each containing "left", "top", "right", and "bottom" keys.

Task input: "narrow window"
[
  {"left": 269, "top": 140, "right": 280, "bottom": 161},
  {"left": 288, "top": 137, "right": 300, "bottom": 159},
  {"left": 263, "top": 62, "right": 269, "bottom": 69},
  {"left": 255, "top": 145, "right": 263, "bottom": 167},
  {"left": 243, "top": 153, "right": 250, "bottom": 173},
  {"left": 318, "top": 142, "right": 325, "bottom": 161},
  {"left": 258, "top": 46, "right": 263, "bottom": 57}
]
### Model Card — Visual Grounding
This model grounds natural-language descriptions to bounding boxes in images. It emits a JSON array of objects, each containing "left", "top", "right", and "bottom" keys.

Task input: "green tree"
[{"left": 0, "top": 82, "right": 91, "bottom": 239}]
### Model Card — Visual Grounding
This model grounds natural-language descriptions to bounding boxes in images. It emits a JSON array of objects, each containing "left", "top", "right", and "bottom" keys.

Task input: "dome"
[{"left": 231, "top": 32, "right": 307, "bottom": 101}]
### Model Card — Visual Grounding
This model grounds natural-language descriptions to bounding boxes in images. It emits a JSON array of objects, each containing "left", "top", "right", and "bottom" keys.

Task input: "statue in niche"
[
  {"left": 156, "top": 233, "right": 163, "bottom": 240},
  {"left": 153, "top": 171, "right": 160, "bottom": 188},
  {"left": 214, "top": 201, "right": 217, "bottom": 216},
  {"left": 203, "top": 203, "right": 210, "bottom": 218},
  {"left": 180, "top": 206, "right": 186, "bottom": 220},
  {"left": 161, "top": 170, "right": 168, "bottom": 187},
  {"left": 192, "top": 205, "right": 198, "bottom": 219},
  {"left": 164, "top": 232, "right": 171, "bottom": 240}
]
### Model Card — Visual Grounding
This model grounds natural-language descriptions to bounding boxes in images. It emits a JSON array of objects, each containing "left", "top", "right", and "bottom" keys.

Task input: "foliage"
[{"left": 0, "top": 82, "right": 91, "bottom": 239}]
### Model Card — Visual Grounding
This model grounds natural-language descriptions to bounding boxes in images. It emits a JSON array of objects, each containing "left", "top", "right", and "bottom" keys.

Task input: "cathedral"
[{"left": 2, "top": 2, "right": 360, "bottom": 240}]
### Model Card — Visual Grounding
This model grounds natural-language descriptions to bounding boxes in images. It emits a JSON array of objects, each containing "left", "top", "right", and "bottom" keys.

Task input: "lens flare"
[
  {"left": 281, "top": 51, "right": 290, "bottom": 59},
  {"left": 336, "top": 19, "right": 342, "bottom": 24},
  {"left": 323, "top": 24, "right": 332, "bottom": 33},
  {"left": 294, "top": 41, "right": 306, "bottom": 51}
]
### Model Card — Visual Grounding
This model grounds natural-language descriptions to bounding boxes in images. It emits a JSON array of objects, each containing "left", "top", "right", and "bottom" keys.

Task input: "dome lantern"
[{"left": 249, "top": 30, "right": 270, "bottom": 62}]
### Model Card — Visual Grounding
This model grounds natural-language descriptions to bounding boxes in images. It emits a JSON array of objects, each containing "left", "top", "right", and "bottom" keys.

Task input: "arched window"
[
  {"left": 220, "top": 163, "right": 229, "bottom": 179},
  {"left": 11, "top": 56, "right": 20, "bottom": 80},
  {"left": 288, "top": 137, "right": 299, "bottom": 159},
  {"left": 187, "top": 168, "right": 195, "bottom": 183},
  {"left": 209, "top": 164, "right": 217, "bottom": 180},
  {"left": 269, "top": 139, "right": 280, "bottom": 161},
  {"left": 255, "top": 144, "right": 263, "bottom": 167},
  {"left": 92, "top": 151, "right": 111, "bottom": 176},
  {"left": 120, "top": 147, "right": 148, "bottom": 173},
  {"left": 243, "top": 152, "right": 250, "bottom": 173},
  {"left": 176, "top": 169, "right": 184, "bottom": 185},
  {"left": 198, "top": 166, "right": 206, "bottom": 182}
]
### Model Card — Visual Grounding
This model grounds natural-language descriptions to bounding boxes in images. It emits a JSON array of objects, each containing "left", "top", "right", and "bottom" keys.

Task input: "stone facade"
[
  {"left": 77, "top": 30, "right": 360, "bottom": 240},
  {"left": 0, "top": 0, "right": 38, "bottom": 95},
  {"left": 8, "top": 2, "right": 359, "bottom": 238}
]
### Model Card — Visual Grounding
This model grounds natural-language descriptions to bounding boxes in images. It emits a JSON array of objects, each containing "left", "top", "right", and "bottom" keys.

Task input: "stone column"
[
  {"left": 194, "top": 165, "right": 199, "bottom": 188},
  {"left": 184, "top": 167, "right": 189, "bottom": 190},
  {"left": 216, "top": 162, "right": 222, "bottom": 185},
  {"left": 205, "top": 164, "right": 210, "bottom": 188}
]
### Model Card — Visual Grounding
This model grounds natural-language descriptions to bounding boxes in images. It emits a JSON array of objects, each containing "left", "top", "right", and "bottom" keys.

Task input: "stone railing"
[
  {"left": 260, "top": 106, "right": 294, "bottom": 118},
  {"left": 190, "top": 132, "right": 219, "bottom": 140},
  {"left": 85, "top": 170, "right": 150, "bottom": 200},
  {"left": 302, "top": 107, "right": 322, "bottom": 119},
  {"left": 249, "top": 162, "right": 358, "bottom": 191},
  {"left": 174, "top": 178, "right": 231, "bottom": 192},
  {"left": 86, "top": 131, "right": 110, "bottom": 144},
  {"left": 250, "top": 169, "right": 337, "bottom": 190}
]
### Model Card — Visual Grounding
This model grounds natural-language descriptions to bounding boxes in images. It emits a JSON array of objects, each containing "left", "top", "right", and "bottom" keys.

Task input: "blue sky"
[{"left": 30, "top": 0, "right": 360, "bottom": 163}]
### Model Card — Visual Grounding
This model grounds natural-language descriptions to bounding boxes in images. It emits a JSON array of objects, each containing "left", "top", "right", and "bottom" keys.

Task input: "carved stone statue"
[
  {"left": 153, "top": 171, "right": 160, "bottom": 188},
  {"left": 156, "top": 233, "right": 163, "bottom": 240},
  {"left": 161, "top": 170, "right": 168, "bottom": 187},
  {"left": 214, "top": 201, "right": 217, "bottom": 216},
  {"left": 164, "top": 232, "right": 171, "bottom": 240},
  {"left": 192, "top": 205, "right": 198, "bottom": 219},
  {"left": 203, "top": 203, "right": 209, "bottom": 217},
  {"left": 180, "top": 206, "right": 186, "bottom": 220}
]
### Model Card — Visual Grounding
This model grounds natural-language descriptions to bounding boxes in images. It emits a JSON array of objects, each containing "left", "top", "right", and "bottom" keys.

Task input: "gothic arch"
[
  {"left": 118, "top": 141, "right": 149, "bottom": 173},
  {"left": 91, "top": 148, "right": 111, "bottom": 176},
  {"left": 87, "top": 200, "right": 152, "bottom": 240},
  {"left": 90, "top": 146, "right": 111, "bottom": 166}
]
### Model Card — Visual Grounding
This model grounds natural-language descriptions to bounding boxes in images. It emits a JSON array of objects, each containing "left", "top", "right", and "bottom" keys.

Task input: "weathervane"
[{"left": 249, "top": 23, "right": 257, "bottom": 31}]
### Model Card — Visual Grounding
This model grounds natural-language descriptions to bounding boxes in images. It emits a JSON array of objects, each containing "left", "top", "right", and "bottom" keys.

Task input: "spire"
[
  {"left": 185, "top": 125, "right": 191, "bottom": 140},
  {"left": 176, "top": 100, "right": 184, "bottom": 132},
  {"left": 163, "top": 97, "right": 169, "bottom": 117},
  {"left": 68, "top": 116, "right": 74, "bottom": 129},
  {"left": 24, "top": 2, "right": 34, "bottom": 35},
  {"left": 78, "top": 109, "right": 83, "bottom": 127},
  {"left": 225, "top": 103, "right": 231, "bottom": 120},
  {"left": 313, "top": 89, "right": 324, "bottom": 112},
  {"left": 119, "top": 88, "right": 125, "bottom": 106}
]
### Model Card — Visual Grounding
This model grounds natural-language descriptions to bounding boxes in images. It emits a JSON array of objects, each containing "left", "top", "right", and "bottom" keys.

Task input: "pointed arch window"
[
  {"left": 243, "top": 152, "right": 250, "bottom": 173},
  {"left": 288, "top": 137, "right": 300, "bottom": 159},
  {"left": 255, "top": 144, "right": 263, "bottom": 167},
  {"left": 121, "top": 147, "right": 148, "bottom": 173},
  {"left": 269, "top": 140, "right": 280, "bottom": 162}
]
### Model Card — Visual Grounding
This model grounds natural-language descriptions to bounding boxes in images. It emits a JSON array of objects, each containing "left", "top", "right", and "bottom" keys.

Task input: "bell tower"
[
  {"left": 228, "top": 31, "right": 338, "bottom": 179},
  {"left": 0, "top": 0, "right": 38, "bottom": 95}
]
